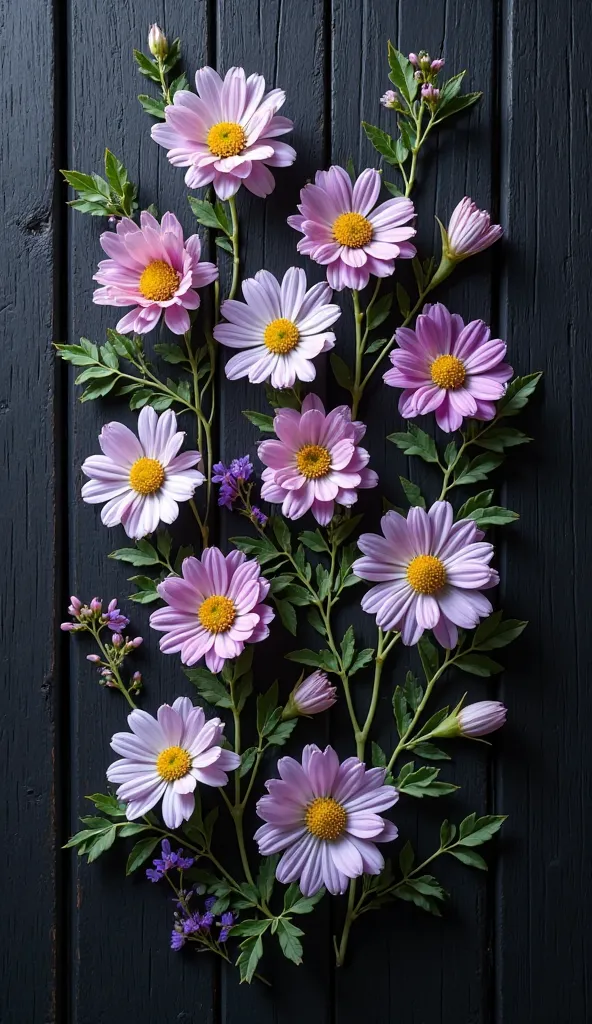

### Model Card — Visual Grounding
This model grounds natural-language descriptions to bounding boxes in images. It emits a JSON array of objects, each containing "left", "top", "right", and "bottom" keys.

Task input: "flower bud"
[
  {"left": 112, "top": 633, "right": 123, "bottom": 648},
  {"left": 458, "top": 701, "right": 507, "bottom": 737},
  {"left": 419, "top": 51, "right": 431, "bottom": 69},
  {"left": 70, "top": 596, "right": 82, "bottom": 612},
  {"left": 148, "top": 23, "right": 168, "bottom": 60},
  {"left": 442, "top": 196, "right": 503, "bottom": 262},
  {"left": 86, "top": 654, "right": 101, "bottom": 663},
  {"left": 108, "top": 598, "right": 118, "bottom": 613},
  {"left": 430, "top": 58, "right": 445, "bottom": 71},
  {"left": 131, "top": 637, "right": 144, "bottom": 648},
  {"left": 90, "top": 597, "right": 102, "bottom": 614},
  {"left": 282, "top": 670, "right": 337, "bottom": 719},
  {"left": 408, "top": 52, "right": 419, "bottom": 67},
  {"left": 421, "top": 84, "right": 440, "bottom": 106},
  {"left": 60, "top": 622, "right": 74, "bottom": 631},
  {"left": 414, "top": 70, "right": 423, "bottom": 81}
]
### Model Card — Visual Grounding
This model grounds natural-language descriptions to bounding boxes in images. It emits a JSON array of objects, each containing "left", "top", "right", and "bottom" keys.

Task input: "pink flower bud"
[
  {"left": 148, "top": 23, "right": 168, "bottom": 59},
  {"left": 421, "top": 84, "right": 440, "bottom": 105},
  {"left": 459, "top": 701, "right": 507, "bottom": 737},
  {"left": 131, "top": 637, "right": 143, "bottom": 648},
  {"left": 60, "top": 622, "right": 74, "bottom": 631},
  {"left": 112, "top": 633, "right": 123, "bottom": 647},
  {"left": 444, "top": 196, "right": 503, "bottom": 260},
  {"left": 86, "top": 654, "right": 101, "bottom": 663},
  {"left": 70, "top": 596, "right": 82, "bottom": 612},
  {"left": 430, "top": 58, "right": 445, "bottom": 71},
  {"left": 132, "top": 671, "right": 142, "bottom": 682},
  {"left": 90, "top": 598, "right": 102, "bottom": 613},
  {"left": 408, "top": 52, "right": 419, "bottom": 66},
  {"left": 108, "top": 598, "right": 118, "bottom": 612},
  {"left": 283, "top": 671, "right": 337, "bottom": 719}
]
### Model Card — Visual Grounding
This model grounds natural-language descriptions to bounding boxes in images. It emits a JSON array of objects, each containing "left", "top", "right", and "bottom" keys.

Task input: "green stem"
[
  {"left": 351, "top": 280, "right": 381, "bottom": 418},
  {"left": 157, "top": 57, "right": 171, "bottom": 104},
  {"left": 335, "top": 879, "right": 357, "bottom": 967},
  {"left": 355, "top": 630, "right": 400, "bottom": 760},
  {"left": 387, "top": 652, "right": 452, "bottom": 772},
  {"left": 91, "top": 626, "right": 136, "bottom": 709},
  {"left": 227, "top": 196, "right": 240, "bottom": 301}
]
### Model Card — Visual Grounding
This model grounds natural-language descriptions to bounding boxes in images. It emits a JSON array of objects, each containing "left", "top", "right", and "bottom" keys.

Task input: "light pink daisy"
[
  {"left": 81, "top": 407, "right": 204, "bottom": 539},
  {"left": 107, "top": 697, "right": 240, "bottom": 829},
  {"left": 258, "top": 393, "right": 378, "bottom": 526},
  {"left": 254, "top": 744, "right": 398, "bottom": 896},
  {"left": 213, "top": 268, "right": 341, "bottom": 388},
  {"left": 353, "top": 501, "right": 498, "bottom": 648},
  {"left": 287, "top": 165, "right": 416, "bottom": 291},
  {"left": 149, "top": 548, "right": 274, "bottom": 673},
  {"left": 444, "top": 196, "right": 503, "bottom": 260},
  {"left": 151, "top": 66, "right": 296, "bottom": 200},
  {"left": 383, "top": 302, "right": 513, "bottom": 432}
]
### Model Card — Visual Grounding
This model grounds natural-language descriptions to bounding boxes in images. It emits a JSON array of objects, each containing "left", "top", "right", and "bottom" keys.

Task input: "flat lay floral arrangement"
[{"left": 58, "top": 28, "right": 541, "bottom": 984}]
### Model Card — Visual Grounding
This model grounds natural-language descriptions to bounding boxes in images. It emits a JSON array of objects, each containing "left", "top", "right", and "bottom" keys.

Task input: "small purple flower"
[
  {"left": 459, "top": 701, "right": 507, "bottom": 737},
  {"left": 130, "top": 637, "right": 143, "bottom": 648},
  {"left": 171, "top": 928, "right": 186, "bottom": 951},
  {"left": 421, "top": 84, "right": 440, "bottom": 106},
  {"left": 69, "top": 596, "right": 82, "bottom": 613},
  {"left": 380, "top": 90, "right": 399, "bottom": 109},
  {"left": 146, "top": 867, "right": 164, "bottom": 883},
  {"left": 212, "top": 461, "right": 240, "bottom": 509},
  {"left": 230, "top": 456, "right": 253, "bottom": 482},
  {"left": 111, "top": 633, "right": 123, "bottom": 647},
  {"left": 251, "top": 506, "right": 268, "bottom": 527},
  {"left": 219, "top": 911, "right": 235, "bottom": 942},
  {"left": 204, "top": 896, "right": 217, "bottom": 912}
]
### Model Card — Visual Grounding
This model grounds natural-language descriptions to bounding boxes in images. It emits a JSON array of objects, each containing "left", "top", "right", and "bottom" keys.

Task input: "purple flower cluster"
[
  {"left": 170, "top": 894, "right": 237, "bottom": 951},
  {"left": 212, "top": 456, "right": 253, "bottom": 509},
  {"left": 146, "top": 839, "right": 194, "bottom": 882},
  {"left": 61, "top": 595, "right": 130, "bottom": 633}
]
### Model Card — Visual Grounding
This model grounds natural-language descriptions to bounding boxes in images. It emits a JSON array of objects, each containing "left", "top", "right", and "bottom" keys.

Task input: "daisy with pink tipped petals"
[
  {"left": 287, "top": 165, "right": 416, "bottom": 291},
  {"left": 353, "top": 501, "right": 498, "bottom": 648},
  {"left": 258, "top": 393, "right": 378, "bottom": 526},
  {"left": 384, "top": 302, "right": 513, "bottom": 432},
  {"left": 81, "top": 406, "right": 204, "bottom": 539},
  {"left": 93, "top": 210, "right": 218, "bottom": 335},
  {"left": 151, "top": 66, "right": 296, "bottom": 200},
  {"left": 214, "top": 268, "right": 341, "bottom": 388},
  {"left": 107, "top": 696, "right": 240, "bottom": 829},
  {"left": 444, "top": 196, "right": 503, "bottom": 260},
  {"left": 254, "top": 744, "right": 398, "bottom": 896},
  {"left": 149, "top": 548, "right": 274, "bottom": 673}
]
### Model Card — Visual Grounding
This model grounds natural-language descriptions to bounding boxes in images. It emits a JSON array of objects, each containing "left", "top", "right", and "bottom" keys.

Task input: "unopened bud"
[
  {"left": 148, "top": 23, "right": 168, "bottom": 60},
  {"left": 60, "top": 622, "right": 74, "bottom": 632},
  {"left": 90, "top": 597, "right": 102, "bottom": 614},
  {"left": 414, "top": 70, "right": 423, "bottom": 81},
  {"left": 430, "top": 58, "right": 445, "bottom": 72},
  {"left": 131, "top": 637, "right": 143, "bottom": 648},
  {"left": 112, "top": 633, "right": 123, "bottom": 648},
  {"left": 408, "top": 52, "right": 419, "bottom": 67},
  {"left": 70, "top": 596, "right": 82, "bottom": 612},
  {"left": 86, "top": 654, "right": 101, "bottom": 664},
  {"left": 108, "top": 598, "right": 118, "bottom": 613}
]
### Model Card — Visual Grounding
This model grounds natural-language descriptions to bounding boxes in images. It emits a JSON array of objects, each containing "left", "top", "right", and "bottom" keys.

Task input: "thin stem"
[
  {"left": 227, "top": 196, "right": 240, "bottom": 301},
  {"left": 335, "top": 879, "right": 357, "bottom": 967},
  {"left": 356, "top": 630, "right": 400, "bottom": 760},
  {"left": 387, "top": 652, "right": 452, "bottom": 772},
  {"left": 157, "top": 57, "right": 171, "bottom": 104},
  {"left": 91, "top": 626, "right": 136, "bottom": 709},
  {"left": 351, "top": 280, "right": 381, "bottom": 418}
]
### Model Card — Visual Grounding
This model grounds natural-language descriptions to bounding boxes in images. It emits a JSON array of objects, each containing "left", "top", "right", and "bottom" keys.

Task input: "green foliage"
[
  {"left": 394, "top": 761, "right": 458, "bottom": 798},
  {"left": 388, "top": 424, "right": 439, "bottom": 464}
]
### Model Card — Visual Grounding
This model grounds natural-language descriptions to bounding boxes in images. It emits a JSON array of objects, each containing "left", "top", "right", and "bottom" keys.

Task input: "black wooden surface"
[{"left": 1, "top": 0, "right": 590, "bottom": 1021}]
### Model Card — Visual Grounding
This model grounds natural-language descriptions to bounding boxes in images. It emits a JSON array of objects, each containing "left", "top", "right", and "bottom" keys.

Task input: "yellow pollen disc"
[
  {"left": 156, "top": 745, "right": 192, "bottom": 782},
  {"left": 198, "top": 594, "right": 236, "bottom": 634},
  {"left": 430, "top": 354, "right": 466, "bottom": 390},
  {"left": 129, "top": 457, "right": 165, "bottom": 495},
  {"left": 333, "top": 211, "right": 373, "bottom": 248},
  {"left": 263, "top": 318, "right": 300, "bottom": 355},
  {"left": 138, "top": 259, "right": 180, "bottom": 302},
  {"left": 305, "top": 796, "right": 347, "bottom": 842},
  {"left": 406, "top": 554, "right": 447, "bottom": 595},
  {"left": 207, "top": 121, "right": 246, "bottom": 158},
  {"left": 296, "top": 444, "right": 332, "bottom": 479}
]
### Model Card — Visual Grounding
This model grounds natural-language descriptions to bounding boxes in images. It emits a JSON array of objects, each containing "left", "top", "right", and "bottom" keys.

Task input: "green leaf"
[
  {"left": 266, "top": 719, "right": 297, "bottom": 746},
  {"left": 473, "top": 613, "right": 528, "bottom": 651},
  {"left": 399, "top": 476, "right": 426, "bottom": 508},
  {"left": 418, "top": 634, "right": 439, "bottom": 679},
  {"left": 434, "top": 91, "right": 482, "bottom": 122},
  {"left": 154, "top": 342, "right": 188, "bottom": 365},
  {"left": 474, "top": 426, "right": 532, "bottom": 452},
  {"left": 109, "top": 544, "right": 160, "bottom": 566},
  {"left": 455, "top": 653, "right": 503, "bottom": 677},
  {"left": 366, "top": 291, "right": 393, "bottom": 331},
  {"left": 383, "top": 180, "right": 404, "bottom": 198},
  {"left": 388, "top": 424, "right": 438, "bottom": 464},
  {"left": 340, "top": 625, "right": 356, "bottom": 670},
  {"left": 330, "top": 352, "right": 354, "bottom": 389},
  {"left": 86, "top": 793, "right": 127, "bottom": 818},
  {"left": 184, "top": 667, "right": 233, "bottom": 708},
  {"left": 395, "top": 764, "right": 458, "bottom": 798},
  {"left": 361, "top": 122, "right": 400, "bottom": 165},
  {"left": 371, "top": 741, "right": 387, "bottom": 768},
  {"left": 387, "top": 43, "right": 418, "bottom": 103},
  {"left": 466, "top": 506, "right": 519, "bottom": 528},
  {"left": 396, "top": 282, "right": 411, "bottom": 317},
  {"left": 365, "top": 336, "right": 389, "bottom": 354},
  {"left": 299, "top": 529, "right": 329, "bottom": 553},
  {"left": 285, "top": 649, "right": 325, "bottom": 668},
  {"left": 133, "top": 48, "right": 161, "bottom": 82},
  {"left": 86, "top": 825, "right": 117, "bottom": 863},
  {"left": 188, "top": 196, "right": 228, "bottom": 231},
  {"left": 138, "top": 94, "right": 166, "bottom": 119},
  {"left": 274, "top": 598, "right": 297, "bottom": 636},
  {"left": 404, "top": 671, "right": 423, "bottom": 710},
  {"left": 457, "top": 814, "right": 506, "bottom": 846},
  {"left": 349, "top": 648, "right": 374, "bottom": 675},
  {"left": 284, "top": 886, "right": 325, "bottom": 914},
  {"left": 256, "top": 856, "right": 278, "bottom": 904},
  {"left": 454, "top": 453, "right": 504, "bottom": 486},
  {"left": 398, "top": 840, "right": 415, "bottom": 877},
  {"left": 412, "top": 741, "right": 450, "bottom": 761},
  {"left": 230, "top": 536, "right": 280, "bottom": 565},
  {"left": 277, "top": 919, "right": 304, "bottom": 964},
  {"left": 393, "top": 686, "right": 412, "bottom": 737},
  {"left": 75, "top": 365, "right": 116, "bottom": 385},
  {"left": 243, "top": 409, "right": 275, "bottom": 432},
  {"left": 80, "top": 377, "right": 117, "bottom": 402},
  {"left": 239, "top": 747, "right": 257, "bottom": 778},
  {"left": 438, "top": 71, "right": 466, "bottom": 104},
  {"left": 456, "top": 489, "right": 494, "bottom": 520},
  {"left": 257, "top": 681, "right": 279, "bottom": 735},
  {"left": 496, "top": 372, "right": 542, "bottom": 418},
  {"left": 449, "top": 848, "right": 488, "bottom": 870},
  {"left": 231, "top": 919, "right": 271, "bottom": 938},
  {"left": 237, "top": 935, "right": 264, "bottom": 984},
  {"left": 271, "top": 516, "right": 292, "bottom": 552},
  {"left": 331, "top": 514, "right": 363, "bottom": 546},
  {"left": 394, "top": 876, "right": 446, "bottom": 915},
  {"left": 104, "top": 149, "right": 129, "bottom": 195},
  {"left": 440, "top": 819, "right": 456, "bottom": 846}
]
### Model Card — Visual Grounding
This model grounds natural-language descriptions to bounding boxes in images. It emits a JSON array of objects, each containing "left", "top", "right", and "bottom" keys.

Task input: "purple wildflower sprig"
[
  {"left": 61, "top": 596, "right": 142, "bottom": 708},
  {"left": 212, "top": 455, "right": 268, "bottom": 528}
]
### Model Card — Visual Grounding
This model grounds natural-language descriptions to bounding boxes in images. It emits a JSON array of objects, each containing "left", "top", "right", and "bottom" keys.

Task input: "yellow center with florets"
[
  {"left": 406, "top": 554, "right": 447, "bottom": 595},
  {"left": 129, "top": 457, "right": 165, "bottom": 494},
  {"left": 198, "top": 594, "right": 236, "bottom": 634},
  {"left": 263, "top": 318, "right": 300, "bottom": 354},
  {"left": 138, "top": 259, "right": 180, "bottom": 302},
  {"left": 332, "top": 212, "right": 373, "bottom": 248},
  {"left": 430, "top": 354, "right": 466, "bottom": 390},
  {"left": 206, "top": 121, "right": 246, "bottom": 158},
  {"left": 156, "top": 745, "right": 192, "bottom": 782},
  {"left": 305, "top": 796, "right": 347, "bottom": 841},
  {"left": 295, "top": 444, "right": 332, "bottom": 479}
]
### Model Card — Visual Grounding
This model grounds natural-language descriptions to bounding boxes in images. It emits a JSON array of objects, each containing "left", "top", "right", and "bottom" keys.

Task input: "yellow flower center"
[
  {"left": 295, "top": 444, "right": 332, "bottom": 479},
  {"left": 263, "top": 318, "right": 300, "bottom": 354},
  {"left": 138, "top": 259, "right": 180, "bottom": 302},
  {"left": 305, "top": 796, "right": 347, "bottom": 841},
  {"left": 156, "top": 745, "right": 192, "bottom": 782},
  {"left": 129, "top": 457, "right": 165, "bottom": 494},
  {"left": 207, "top": 121, "right": 246, "bottom": 158},
  {"left": 333, "top": 211, "right": 373, "bottom": 248},
  {"left": 198, "top": 594, "right": 236, "bottom": 634},
  {"left": 406, "top": 554, "right": 447, "bottom": 595},
  {"left": 430, "top": 354, "right": 466, "bottom": 390}
]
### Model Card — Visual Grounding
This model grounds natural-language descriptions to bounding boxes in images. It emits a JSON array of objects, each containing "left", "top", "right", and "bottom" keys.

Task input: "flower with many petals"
[
  {"left": 384, "top": 302, "right": 513, "bottom": 432},
  {"left": 254, "top": 744, "right": 398, "bottom": 896},
  {"left": 214, "top": 268, "right": 341, "bottom": 388},
  {"left": 258, "top": 393, "right": 378, "bottom": 525},
  {"left": 353, "top": 501, "right": 498, "bottom": 647},
  {"left": 288, "top": 166, "right": 416, "bottom": 291},
  {"left": 151, "top": 66, "right": 296, "bottom": 200},
  {"left": 107, "top": 696, "right": 240, "bottom": 829},
  {"left": 150, "top": 547, "right": 274, "bottom": 672},
  {"left": 443, "top": 196, "right": 503, "bottom": 261},
  {"left": 92, "top": 210, "right": 218, "bottom": 335}
]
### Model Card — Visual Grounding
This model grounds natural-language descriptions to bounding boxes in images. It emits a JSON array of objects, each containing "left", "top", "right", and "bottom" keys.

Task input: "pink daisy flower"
[
  {"left": 81, "top": 406, "right": 204, "bottom": 540},
  {"left": 149, "top": 548, "right": 274, "bottom": 673},
  {"left": 383, "top": 302, "right": 513, "bottom": 432},
  {"left": 151, "top": 66, "right": 296, "bottom": 200},
  {"left": 92, "top": 210, "right": 218, "bottom": 335},
  {"left": 213, "top": 268, "right": 341, "bottom": 388},
  {"left": 444, "top": 196, "right": 503, "bottom": 260},
  {"left": 106, "top": 697, "right": 240, "bottom": 829},
  {"left": 353, "top": 501, "right": 498, "bottom": 648},
  {"left": 287, "top": 165, "right": 416, "bottom": 290},
  {"left": 258, "top": 393, "right": 378, "bottom": 526},
  {"left": 254, "top": 744, "right": 398, "bottom": 896}
]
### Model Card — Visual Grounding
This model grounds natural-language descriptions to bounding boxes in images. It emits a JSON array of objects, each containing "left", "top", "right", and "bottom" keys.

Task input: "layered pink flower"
[
  {"left": 93, "top": 211, "right": 218, "bottom": 335},
  {"left": 258, "top": 393, "right": 378, "bottom": 525},
  {"left": 444, "top": 196, "right": 503, "bottom": 260}
]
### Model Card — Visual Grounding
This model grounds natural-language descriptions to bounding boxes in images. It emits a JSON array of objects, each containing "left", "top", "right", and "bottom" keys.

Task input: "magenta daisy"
[
  {"left": 106, "top": 697, "right": 240, "bottom": 829},
  {"left": 213, "top": 268, "right": 341, "bottom": 388},
  {"left": 149, "top": 548, "right": 274, "bottom": 672},
  {"left": 287, "top": 166, "right": 416, "bottom": 291},
  {"left": 151, "top": 66, "right": 296, "bottom": 200},
  {"left": 444, "top": 196, "right": 503, "bottom": 260},
  {"left": 254, "top": 744, "right": 398, "bottom": 896},
  {"left": 353, "top": 501, "right": 498, "bottom": 648},
  {"left": 383, "top": 302, "right": 513, "bottom": 432},
  {"left": 92, "top": 210, "right": 218, "bottom": 335},
  {"left": 258, "top": 393, "right": 378, "bottom": 526},
  {"left": 81, "top": 407, "right": 204, "bottom": 539}
]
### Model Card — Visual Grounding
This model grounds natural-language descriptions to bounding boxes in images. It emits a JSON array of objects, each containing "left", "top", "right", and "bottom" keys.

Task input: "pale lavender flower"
[
  {"left": 431, "top": 58, "right": 445, "bottom": 71},
  {"left": 421, "top": 84, "right": 440, "bottom": 105},
  {"left": 459, "top": 701, "right": 507, "bottom": 737},
  {"left": 284, "top": 670, "right": 337, "bottom": 718},
  {"left": 444, "top": 197, "right": 503, "bottom": 261},
  {"left": 408, "top": 53, "right": 419, "bottom": 67},
  {"left": 381, "top": 90, "right": 399, "bottom": 109}
]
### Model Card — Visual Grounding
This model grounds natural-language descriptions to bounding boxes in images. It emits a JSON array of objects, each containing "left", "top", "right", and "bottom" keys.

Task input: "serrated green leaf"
[
  {"left": 496, "top": 372, "right": 542, "bottom": 418},
  {"left": 86, "top": 825, "right": 117, "bottom": 863},
  {"left": 387, "top": 42, "right": 418, "bottom": 103},
  {"left": 274, "top": 598, "right": 297, "bottom": 636},
  {"left": 449, "top": 847, "right": 488, "bottom": 869},
  {"left": 474, "top": 426, "right": 532, "bottom": 452},
  {"left": 456, "top": 490, "right": 494, "bottom": 520},
  {"left": 243, "top": 409, "right": 275, "bottom": 432},
  {"left": 184, "top": 667, "right": 233, "bottom": 708},
  {"left": 454, "top": 453, "right": 504, "bottom": 486},
  {"left": 237, "top": 935, "right": 264, "bottom": 984},
  {"left": 138, "top": 94, "right": 166, "bottom": 119},
  {"left": 388, "top": 425, "right": 438, "bottom": 464},
  {"left": 299, "top": 530, "right": 329, "bottom": 553},
  {"left": 399, "top": 476, "right": 426, "bottom": 508},
  {"left": 361, "top": 122, "right": 399, "bottom": 165},
  {"left": 285, "top": 649, "right": 325, "bottom": 668},
  {"left": 349, "top": 648, "right": 374, "bottom": 675},
  {"left": 418, "top": 634, "right": 439, "bottom": 679},
  {"left": 277, "top": 918, "right": 304, "bottom": 964},
  {"left": 457, "top": 814, "right": 506, "bottom": 846},
  {"left": 188, "top": 196, "right": 227, "bottom": 231}
]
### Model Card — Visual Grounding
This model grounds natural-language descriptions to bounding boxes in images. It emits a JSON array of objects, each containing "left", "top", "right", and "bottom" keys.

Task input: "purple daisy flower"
[
  {"left": 258, "top": 393, "right": 378, "bottom": 526},
  {"left": 254, "top": 744, "right": 398, "bottom": 896},
  {"left": 444, "top": 196, "right": 503, "bottom": 261},
  {"left": 151, "top": 66, "right": 296, "bottom": 200},
  {"left": 353, "top": 501, "right": 498, "bottom": 648},
  {"left": 92, "top": 211, "right": 218, "bottom": 335},
  {"left": 214, "top": 268, "right": 341, "bottom": 389},
  {"left": 149, "top": 547, "right": 274, "bottom": 672},
  {"left": 383, "top": 303, "right": 513, "bottom": 432},
  {"left": 81, "top": 407, "right": 204, "bottom": 539},
  {"left": 287, "top": 166, "right": 416, "bottom": 291},
  {"left": 106, "top": 696, "right": 240, "bottom": 829}
]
